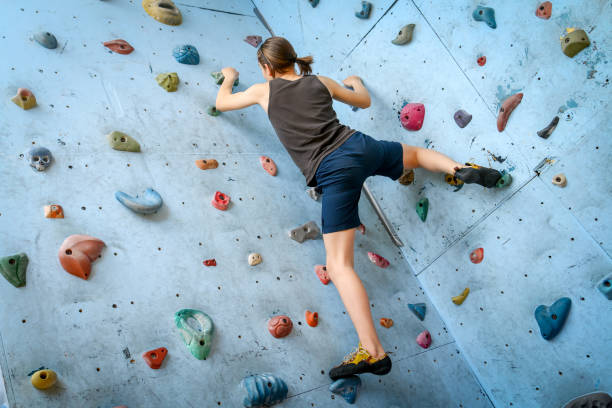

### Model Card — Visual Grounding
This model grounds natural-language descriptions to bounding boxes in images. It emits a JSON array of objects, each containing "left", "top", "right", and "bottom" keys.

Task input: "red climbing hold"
[
  {"left": 357, "top": 224, "right": 366, "bottom": 235},
  {"left": 379, "top": 318, "right": 393, "bottom": 328},
  {"left": 103, "top": 39, "right": 134, "bottom": 55},
  {"left": 244, "top": 35, "right": 262, "bottom": 48},
  {"left": 400, "top": 103, "right": 425, "bottom": 131},
  {"left": 203, "top": 259, "right": 217, "bottom": 267},
  {"left": 305, "top": 310, "right": 319, "bottom": 327},
  {"left": 535, "top": 2, "right": 552, "bottom": 19},
  {"left": 477, "top": 56, "right": 487, "bottom": 66},
  {"left": 268, "top": 315, "right": 293, "bottom": 338},
  {"left": 260, "top": 156, "right": 277, "bottom": 176},
  {"left": 469, "top": 248, "right": 484, "bottom": 264},
  {"left": 315, "top": 265, "right": 330, "bottom": 285},
  {"left": 58, "top": 234, "right": 105, "bottom": 280},
  {"left": 211, "top": 191, "right": 230, "bottom": 211},
  {"left": 367, "top": 252, "right": 389, "bottom": 268},
  {"left": 142, "top": 347, "right": 167, "bottom": 369},
  {"left": 497, "top": 93, "right": 523, "bottom": 132}
]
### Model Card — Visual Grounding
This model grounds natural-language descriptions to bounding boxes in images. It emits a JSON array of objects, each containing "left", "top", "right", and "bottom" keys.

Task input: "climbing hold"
[
  {"left": 240, "top": 374, "right": 288, "bottom": 408},
  {"left": 260, "top": 156, "right": 277, "bottom": 176},
  {"left": 597, "top": 275, "right": 612, "bottom": 300},
  {"left": 357, "top": 224, "right": 366, "bottom": 235},
  {"left": 27, "top": 147, "right": 53, "bottom": 171},
  {"left": 207, "top": 106, "right": 220, "bottom": 116},
  {"left": 416, "top": 330, "right": 431, "bottom": 349},
  {"left": 472, "top": 6, "right": 497, "bottom": 29},
  {"left": 195, "top": 159, "right": 218, "bottom": 170},
  {"left": 44, "top": 205, "right": 64, "bottom": 218},
  {"left": 306, "top": 187, "right": 321, "bottom": 201},
  {"left": 244, "top": 35, "right": 262, "bottom": 48},
  {"left": 391, "top": 24, "right": 415, "bottom": 45},
  {"left": 315, "top": 265, "right": 330, "bottom": 285},
  {"left": 497, "top": 93, "right": 523, "bottom": 132},
  {"left": 452, "top": 288, "right": 470, "bottom": 305},
  {"left": 142, "top": 0, "right": 182, "bottom": 25},
  {"left": 367, "top": 252, "right": 389, "bottom": 268},
  {"left": 563, "top": 392, "right": 612, "bottom": 408},
  {"left": 444, "top": 173, "right": 464, "bottom": 189},
  {"left": 560, "top": 28, "right": 590, "bottom": 58},
  {"left": 408, "top": 303, "right": 426, "bottom": 321},
  {"left": 268, "top": 315, "right": 293, "bottom": 338},
  {"left": 173, "top": 44, "right": 199, "bottom": 65},
  {"left": 142, "top": 347, "right": 167, "bottom": 369},
  {"left": 203, "top": 259, "right": 217, "bottom": 266},
  {"left": 416, "top": 198, "right": 428, "bottom": 222},
  {"left": 552, "top": 173, "right": 567, "bottom": 187},
  {"left": 211, "top": 71, "right": 239, "bottom": 86},
  {"left": 103, "top": 39, "right": 134, "bottom": 54},
  {"left": 537, "top": 116, "right": 559, "bottom": 139},
  {"left": 329, "top": 375, "right": 361, "bottom": 404},
  {"left": 115, "top": 188, "right": 163, "bottom": 215},
  {"left": 248, "top": 253, "right": 262, "bottom": 266},
  {"left": 535, "top": 1, "right": 552, "bottom": 19},
  {"left": 495, "top": 172, "right": 512, "bottom": 188},
  {"left": 156, "top": 72, "right": 179, "bottom": 92},
  {"left": 31, "top": 369, "right": 57, "bottom": 390},
  {"left": 289, "top": 221, "right": 320, "bottom": 243},
  {"left": 400, "top": 103, "right": 425, "bottom": 131},
  {"left": 12, "top": 88, "right": 37, "bottom": 110},
  {"left": 534, "top": 297, "right": 571, "bottom": 340},
  {"left": 470, "top": 248, "right": 484, "bottom": 264},
  {"left": 0, "top": 253, "right": 28, "bottom": 288},
  {"left": 398, "top": 168, "right": 415, "bottom": 185},
  {"left": 355, "top": 1, "right": 372, "bottom": 19},
  {"left": 477, "top": 55, "right": 486, "bottom": 66},
  {"left": 379, "top": 318, "right": 393, "bottom": 328},
  {"left": 59, "top": 235, "right": 105, "bottom": 280},
  {"left": 107, "top": 131, "right": 141, "bottom": 152},
  {"left": 308, "top": 0, "right": 319, "bottom": 7},
  {"left": 305, "top": 310, "right": 318, "bottom": 327},
  {"left": 32, "top": 32, "right": 58, "bottom": 49},
  {"left": 453, "top": 109, "right": 472, "bottom": 128},
  {"left": 212, "top": 191, "right": 231, "bottom": 211},
  {"left": 175, "top": 309, "right": 214, "bottom": 359}
]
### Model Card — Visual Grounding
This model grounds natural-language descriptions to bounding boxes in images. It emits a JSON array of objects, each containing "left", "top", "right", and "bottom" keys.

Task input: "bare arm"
[
  {"left": 215, "top": 67, "right": 267, "bottom": 112},
  {"left": 317, "top": 75, "right": 371, "bottom": 109}
]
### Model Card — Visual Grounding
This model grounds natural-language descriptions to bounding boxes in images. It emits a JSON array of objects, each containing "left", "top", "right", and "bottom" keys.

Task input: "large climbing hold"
[
  {"left": 562, "top": 392, "right": 612, "bottom": 408},
  {"left": 244, "top": 35, "right": 262, "bottom": 48},
  {"left": 268, "top": 315, "right": 293, "bottom": 338},
  {"left": 470, "top": 248, "right": 484, "bottom": 264},
  {"left": 115, "top": 188, "right": 163, "bottom": 215},
  {"left": 33, "top": 31, "right": 58, "bottom": 49},
  {"left": 329, "top": 375, "right": 361, "bottom": 404},
  {"left": 452, "top": 288, "right": 470, "bottom": 305},
  {"left": 173, "top": 44, "right": 199, "bottom": 65},
  {"left": 142, "top": 0, "right": 182, "bottom": 25},
  {"left": 597, "top": 275, "right": 612, "bottom": 300},
  {"left": 211, "top": 71, "right": 239, "bottom": 87},
  {"left": 416, "top": 330, "right": 431, "bottom": 349},
  {"left": 142, "top": 347, "right": 167, "bottom": 369},
  {"left": 408, "top": 303, "right": 426, "bottom": 321},
  {"left": 240, "top": 373, "right": 288, "bottom": 407},
  {"left": 12, "top": 88, "right": 37, "bottom": 110},
  {"left": 31, "top": 369, "right": 57, "bottom": 390},
  {"left": 207, "top": 106, "right": 220, "bottom": 116},
  {"left": 195, "top": 159, "right": 218, "bottom": 170},
  {"left": 535, "top": 1, "right": 552, "bottom": 19},
  {"left": 27, "top": 147, "right": 53, "bottom": 171},
  {"left": 107, "top": 131, "right": 141, "bottom": 152},
  {"left": 315, "top": 265, "right": 330, "bottom": 285},
  {"left": 156, "top": 72, "right": 179, "bottom": 92},
  {"left": 355, "top": 1, "right": 372, "bottom": 19},
  {"left": 0, "top": 253, "right": 28, "bottom": 288},
  {"left": 391, "top": 24, "right": 415, "bottom": 45},
  {"left": 453, "top": 109, "right": 472, "bottom": 128},
  {"left": 537, "top": 116, "right": 559, "bottom": 139},
  {"left": 560, "top": 28, "right": 590, "bottom": 58},
  {"left": 495, "top": 171, "right": 512, "bottom": 188},
  {"left": 248, "top": 253, "right": 262, "bottom": 266},
  {"left": 260, "top": 156, "right": 277, "bottom": 176},
  {"left": 400, "top": 103, "right": 425, "bottom": 131},
  {"left": 534, "top": 297, "right": 571, "bottom": 340},
  {"left": 289, "top": 221, "right": 320, "bottom": 243},
  {"left": 103, "top": 39, "right": 134, "bottom": 54},
  {"left": 472, "top": 6, "right": 497, "bottom": 29},
  {"left": 58, "top": 235, "right": 105, "bottom": 280},
  {"left": 416, "top": 198, "right": 429, "bottom": 222},
  {"left": 305, "top": 310, "right": 319, "bottom": 327},
  {"left": 44, "top": 204, "right": 64, "bottom": 218},
  {"left": 552, "top": 173, "right": 567, "bottom": 187},
  {"left": 212, "top": 191, "right": 231, "bottom": 211},
  {"left": 175, "top": 309, "right": 214, "bottom": 359},
  {"left": 367, "top": 252, "right": 389, "bottom": 268},
  {"left": 398, "top": 168, "right": 415, "bottom": 185},
  {"left": 497, "top": 93, "right": 523, "bottom": 132}
]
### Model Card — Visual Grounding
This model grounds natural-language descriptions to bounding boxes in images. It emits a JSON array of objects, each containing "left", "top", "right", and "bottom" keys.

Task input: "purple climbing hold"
[
  {"left": 244, "top": 35, "right": 262, "bottom": 48},
  {"left": 453, "top": 109, "right": 472, "bottom": 128},
  {"left": 537, "top": 116, "right": 559, "bottom": 139}
]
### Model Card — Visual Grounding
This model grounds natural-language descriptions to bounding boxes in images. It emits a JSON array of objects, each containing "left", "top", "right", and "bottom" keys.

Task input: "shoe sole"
[{"left": 329, "top": 357, "right": 392, "bottom": 380}]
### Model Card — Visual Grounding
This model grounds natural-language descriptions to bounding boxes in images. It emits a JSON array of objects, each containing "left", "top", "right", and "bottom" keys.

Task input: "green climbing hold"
[
  {"left": 107, "top": 131, "right": 141, "bottom": 152},
  {"left": 495, "top": 172, "right": 512, "bottom": 188},
  {"left": 211, "top": 71, "right": 239, "bottom": 87},
  {"left": 207, "top": 106, "right": 220, "bottom": 116},
  {"left": 0, "top": 253, "right": 28, "bottom": 287},
  {"left": 156, "top": 72, "right": 179, "bottom": 92},
  {"left": 560, "top": 28, "right": 590, "bottom": 58},
  {"left": 175, "top": 309, "right": 214, "bottom": 360},
  {"left": 416, "top": 198, "right": 429, "bottom": 222}
]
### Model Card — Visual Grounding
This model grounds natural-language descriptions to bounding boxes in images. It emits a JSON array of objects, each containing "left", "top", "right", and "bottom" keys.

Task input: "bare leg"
[{"left": 401, "top": 143, "right": 462, "bottom": 174}]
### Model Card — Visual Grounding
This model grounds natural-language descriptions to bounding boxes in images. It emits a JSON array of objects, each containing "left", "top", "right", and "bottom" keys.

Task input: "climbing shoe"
[
  {"left": 454, "top": 162, "right": 502, "bottom": 188},
  {"left": 329, "top": 343, "right": 392, "bottom": 380}
]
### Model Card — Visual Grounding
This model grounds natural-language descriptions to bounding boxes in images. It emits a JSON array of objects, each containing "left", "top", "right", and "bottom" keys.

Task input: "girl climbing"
[{"left": 215, "top": 37, "right": 505, "bottom": 380}]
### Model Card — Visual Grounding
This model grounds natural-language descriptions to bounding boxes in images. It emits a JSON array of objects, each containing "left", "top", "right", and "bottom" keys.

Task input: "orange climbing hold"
[
  {"left": 268, "top": 315, "right": 293, "bottom": 338},
  {"left": 211, "top": 191, "right": 230, "bottom": 211},
  {"left": 305, "top": 310, "right": 319, "bottom": 327},
  {"left": 195, "top": 159, "right": 218, "bottom": 170},
  {"left": 497, "top": 93, "right": 523, "bottom": 132},
  {"left": 470, "top": 248, "right": 484, "bottom": 264},
  {"left": 535, "top": 2, "right": 552, "bottom": 19},
  {"left": 260, "top": 156, "right": 277, "bottom": 176},
  {"left": 142, "top": 347, "right": 167, "bottom": 369},
  {"left": 44, "top": 205, "right": 64, "bottom": 218},
  {"left": 477, "top": 56, "right": 486, "bottom": 66},
  {"left": 379, "top": 318, "right": 393, "bottom": 328},
  {"left": 58, "top": 234, "right": 105, "bottom": 280},
  {"left": 103, "top": 39, "right": 134, "bottom": 54},
  {"left": 315, "top": 264, "right": 330, "bottom": 285}
]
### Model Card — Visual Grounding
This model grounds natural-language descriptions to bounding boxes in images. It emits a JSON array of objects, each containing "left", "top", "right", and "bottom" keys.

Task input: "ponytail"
[
  {"left": 258, "top": 36, "right": 314, "bottom": 76},
  {"left": 295, "top": 56, "right": 313, "bottom": 75}
]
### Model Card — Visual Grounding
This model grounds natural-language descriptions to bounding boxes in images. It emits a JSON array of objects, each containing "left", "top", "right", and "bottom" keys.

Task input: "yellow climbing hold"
[
  {"left": 452, "top": 288, "right": 470, "bottom": 305},
  {"left": 142, "top": 0, "right": 182, "bottom": 26},
  {"left": 31, "top": 369, "right": 57, "bottom": 390},
  {"left": 11, "top": 88, "right": 37, "bottom": 110},
  {"left": 156, "top": 72, "right": 179, "bottom": 92}
]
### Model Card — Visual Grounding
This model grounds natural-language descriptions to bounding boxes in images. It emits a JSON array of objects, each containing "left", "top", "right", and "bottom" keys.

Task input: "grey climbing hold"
[
  {"left": 306, "top": 187, "right": 321, "bottom": 201},
  {"left": 408, "top": 303, "right": 426, "bottom": 321},
  {"left": 537, "top": 116, "right": 559, "bottom": 139},
  {"left": 289, "top": 221, "right": 320, "bottom": 243},
  {"left": 453, "top": 109, "right": 472, "bottom": 128},
  {"left": 355, "top": 1, "right": 372, "bottom": 19},
  {"left": 472, "top": 6, "right": 496, "bottom": 29},
  {"left": 563, "top": 392, "right": 612, "bottom": 408},
  {"left": 33, "top": 31, "right": 58, "bottom": 49},
  {"left": 391, "top": 24, "right": 415, "bottom": 45},
  {"left": 27, "top": 146, "right": 53, "bottom": 171},
  {"left": 115, "top": 188, "right": 163, "bottom": 214}
]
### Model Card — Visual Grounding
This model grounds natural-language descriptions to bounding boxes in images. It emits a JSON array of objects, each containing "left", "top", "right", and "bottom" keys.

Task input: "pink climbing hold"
[
  {"left": 357, "top": 224, "right": 365, "bottom": 235},
  {"left": 315, "top": 264, "right": 330, "bottom": 285},
  {"left": 260, "top": 156, "right": 277, "bottom": 176},
  {"left": 416, "top": 330, "right": 431, "bottom": 349},
  {"left": 470, "top": 248, "right": 484, "bottom": 264},
  {"left": 211, "top": 191, "right": 230, "bottom": 211},
  {"left": 400, "top": 103, "right": 425, "bottom": 131},
  {"left": 367, "top": 252, "right": 389, "bottom": 268},
  {"left": 244, "top": 35, "right": 262, "bottom": 48}
]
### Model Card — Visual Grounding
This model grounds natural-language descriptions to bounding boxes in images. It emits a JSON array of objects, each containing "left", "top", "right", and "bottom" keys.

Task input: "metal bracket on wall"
[{"left": 362, "top": 183, "right": 404, "bottom": 247}]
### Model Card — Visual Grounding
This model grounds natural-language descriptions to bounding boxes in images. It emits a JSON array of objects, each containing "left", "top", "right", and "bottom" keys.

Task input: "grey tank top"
[{"left": 267, "top": 75, "right": 355, "bottom": 187}]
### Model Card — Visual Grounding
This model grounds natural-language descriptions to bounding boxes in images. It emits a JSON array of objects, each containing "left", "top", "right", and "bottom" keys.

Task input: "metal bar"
[
  {"left": 362, "top": 183, "right": 404, "bottom": 247},
  {"left": 253, "top": 7, "right": 275, "bottom": 36}
]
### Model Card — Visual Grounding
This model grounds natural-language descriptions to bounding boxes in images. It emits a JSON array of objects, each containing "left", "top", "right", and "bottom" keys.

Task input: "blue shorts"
[{"left": 315, "top": 131, "right": 404, "bottom": 234}]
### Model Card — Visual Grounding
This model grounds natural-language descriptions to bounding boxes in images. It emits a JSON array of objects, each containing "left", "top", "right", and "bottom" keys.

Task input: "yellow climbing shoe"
[{"left": 329, "top": 343, "right": 392, "bottom": 380}]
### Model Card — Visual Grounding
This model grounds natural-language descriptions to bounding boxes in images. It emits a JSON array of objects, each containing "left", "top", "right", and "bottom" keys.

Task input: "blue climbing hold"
[
  {"left": 472, "top": 6, "right": 497, "bottom": 29},
  {"left": 408, "top": 303, "right": 426, "bottom": 321},
  {"left": 534, "top": 297, "right": 571, "bottom": 340},
  {"left": 33, "top": 32, "right": 58, "bottom": 49},
  {"left": 329, "top": 375, "right": 361, "bottom": 404},
  {"left": 308, "top": 0, "right": 319, "bottom": 7},
  {"left": 115, "top": 188, "right": 163, "bottom": 214},
  {"left": 240, "top": 373, "right": 288, "bottom": 407},
  {"left": 597, "top": 275, "right": 612, "bottom": 300},
  {"left": 173, "top": 44, "right": 200, "bottom": 65},
  {"left": 355, "top": 1, "right": 372, "bottom": 19}
]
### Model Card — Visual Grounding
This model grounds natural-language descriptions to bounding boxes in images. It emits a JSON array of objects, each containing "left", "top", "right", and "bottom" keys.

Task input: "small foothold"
[
  {"left": 195, "top": 159, "right": 219, "bottom": 170},
  {"left": 497, "top": 93, "right": 523, "bottom": 132},
  {"left": 241, "top": 374, "right": 288, "bottom": 407},
  {"left": 31, "top": 369, "right": 57, "bottom": 390},
  {"left": 27, "top": 146, "right": 53, "bottom": 171},
  {"left": 305, "top": 310, "right": 318, "bottom": 327},
  {"left": 398, "top": 168, "right": 415, "bottom": 185},
  {"left": 107, "top": 131, "right": 141, "bottom": 152},
  {"left": 142, "top": 0, "right": 182, "bottom": 25},
  {"left": 306, "top": 186, "right": 321, "bottom": 201},
  {"left": 156, "top": 72, "right": 179, "bottom": 92},
  {"left": 452, "top": 288, "right": 470, "bottom": 305},
  {"left": 470, "top": 248, "right": 484, "bottom": 264},
  {"left": 416, "top": 198, "right": 429, "bottom": 222},
  {"left": 212, "top": 191, "right": 231, "bottom": 211},
  {"left": 315, "top": 265, "right": 330, "bottom": 285},
  {"left": 142, "top": 347, "right": 167, "bottom": 369},
  {"left": 244, "top": 35, "right": 262, "bottom": 48},
  {"left": 260, "top": 156, "right": 277, "bottom": 176},
  {"left": 367, "top": 252, "right": 389, "bottom": 268},
  {"left": 379, "top": 318, "right": 393, "bottom": 328},
  {"left": 535, "top": 1, "right": 552, "bottom": 19},
  {"left": 391, "top": 24, "right": 415, "bottom": 45},
  {"left": 537, "top": 116, "right": 559, "bottom": 139},
  {"left": 58, "top": 235, "right": 105, "bottom": 280},
  {"left": 408, "top": 303, "right": 426, "bottom": 321},
  {"left": 472, "top": 6, "right": 497, "bottom": 29},
  {"left": 175, "top": 309, "right": 214, "bottom": 359},
  {"left": 115, "top": 188, "right": 163, "bottom": 214},
  {"left": 552, "top": 173, "right": 567, "bottom": 187},
  {"left": 268, "top": 315, "right": 293, "bottom": 338},
  {"left": 12, "top": 88, "right": 37, "bottom": 110},
  {"left": 597, "top": 275, "right": 612, "bottom": 300},
  {"left": 477, "top": 55, "right": 487, "bottom": 66},
  {"left": 453, "top": 109, "right": 472, "bottom": 128},
  {"left": 211, "top": 71, "right": 239, "bottom": 87},
  {"left": 444, "top": 173, "right": 464, "bottom": 188},
  {"left": 0, "top": 253, "right": 28, "bottom": 288},
  {"left": 173, "top": 44, "right": 199, "bottom": 65},
  {"left": 563, "top": 392, "right": 612, "bottom": 408},
  {"left": 33, "top": 32, "right": 58, "bottom": 49},
  {"left": 560, "top": 28, "right": 590, "bottom": 58},
  {"left": 248, "top": 253, "right": 262, "bottom": 266},
  {"left": 495, "top": 172, "right": 512, "bottom": 188},
  {"left": 357, "top": 224, "right": 365, "bottom": 235},
  {"left": 308, "top": 0, "right": 319, "bottom": 7},
  {"left": 329, "top": 375, "right": 361, "bottom": 404},
  {"left": 207, "top": 106, "right": 220, "bottom": 116},
  {"left": 103, "top": 39, "right": 134, "bottom": 54},
  {"left": 203, "top": 259, "right": 217, "bottom": 267},
  {"left": 44, "top": 205, "right": 64, "bottom": 218},
  {"left": 416, "top": 330, "right": 432, "bottom": 349},
  {"left": 534, "top": 297, "right": 571, "bottom": 340},
  {"left": 355, "top": 1, "right": 372, "bottom": 19},
  {"left": 400, "top": 103, "right": 425, "bottom": 131},
  {"left": 289, "top": 221, "right": 320, "bottom": 243}
]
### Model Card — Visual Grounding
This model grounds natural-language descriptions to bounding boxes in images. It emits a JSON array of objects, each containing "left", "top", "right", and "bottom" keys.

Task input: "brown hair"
[{"left": 257, "top": 36, "right": 313, "bottom": 76}]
